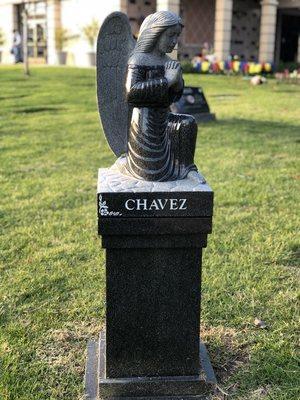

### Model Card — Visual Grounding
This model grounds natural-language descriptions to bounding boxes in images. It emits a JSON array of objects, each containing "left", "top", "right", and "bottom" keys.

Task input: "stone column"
[
  {"left": 0, "top": 3, "right": 14, "bottom": 64},
  {"left": 156, "top": 0, "right": 180, "bottom": 14},
  {"left": 214, "top": 0, "right": 233, "bottom": 61},
  {"left": 119, "top": 0, "right": 128, "bottom": 13},
  {"left": 297, "top": 34, "right": 300, "bottom": 64},
  {"left": 85, "top": 169, "right": 216, "bottom": 399},
  {"left": 259, "top": 0, "right": 278, "bottom": 63},
  {"left": 46, "top": 0, "right": 61, "bottom": 65}
]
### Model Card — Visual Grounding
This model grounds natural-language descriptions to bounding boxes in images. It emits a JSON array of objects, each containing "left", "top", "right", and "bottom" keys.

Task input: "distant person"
[{"left": 12, "top": 29, "right": 22, "bottom": 63}]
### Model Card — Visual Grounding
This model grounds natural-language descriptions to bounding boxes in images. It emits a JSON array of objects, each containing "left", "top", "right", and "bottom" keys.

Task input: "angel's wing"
[{"left": 96, "top": 12, "right": 135, "bottom": 157}]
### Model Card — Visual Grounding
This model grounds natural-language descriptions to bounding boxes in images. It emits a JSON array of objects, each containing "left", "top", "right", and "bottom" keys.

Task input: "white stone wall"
[
  {"left": 157, "top": 0, "right": 180, "bottom": 13},
  {"left": 47, "top": 0, "right": 60, "bottom": 65},
  {"left": 0, "top": 2, "right": 14, "bottom": 63},
  {"left": 0, "top": 0, "right": 123, "bottom": 66},
  {"left": 259, "top": 0, "right": 279, "bottom": 63},
  {"left": 60, "top": 0, "right": 123, "bottom": 66},
  {"left": 214, "top": 0, "right": 233, "bottom": 61}
]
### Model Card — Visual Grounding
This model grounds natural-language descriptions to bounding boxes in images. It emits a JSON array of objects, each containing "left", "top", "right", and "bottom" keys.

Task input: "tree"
[
  {"left": 22, "top": 8, "right": 30, "bottom": 76},
  {"left": 0, "top": 28, "right": 5, "bottom": 47},
  {"left": 82, "top": 19, "right": 99, "bottom": 50},
  {"left": 55, "top": 27, "right": 70, "bottom": 52}
]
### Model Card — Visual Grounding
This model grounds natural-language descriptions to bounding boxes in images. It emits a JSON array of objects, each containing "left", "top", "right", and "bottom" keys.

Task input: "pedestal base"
[{"left": 85, "top": 332, "right": 217, "bottom": 400}]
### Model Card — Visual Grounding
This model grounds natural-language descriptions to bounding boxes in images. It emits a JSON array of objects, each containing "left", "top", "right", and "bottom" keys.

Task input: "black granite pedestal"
[{"left": 85, "top": 167, "right": 215, "bottom": 399}]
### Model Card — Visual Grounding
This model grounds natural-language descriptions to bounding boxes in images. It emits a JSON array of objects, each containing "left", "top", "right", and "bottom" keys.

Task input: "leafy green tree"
[
  {"left": 55, "top": 27, "right": 69, "bottom": 52},
  {"left": 0, "top": 28, "right": 5, "bottom": 47},
  {"left": 82, "top": 19, "right": 99, "bottom": 49}
]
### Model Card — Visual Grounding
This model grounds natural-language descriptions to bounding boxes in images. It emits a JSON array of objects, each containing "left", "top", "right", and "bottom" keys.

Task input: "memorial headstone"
[
  {"left": 85, "top": 11, "right": 216, "bottom": 399},
  {"left": 170, "top": 86, "right": 216, "bottom": 123}
]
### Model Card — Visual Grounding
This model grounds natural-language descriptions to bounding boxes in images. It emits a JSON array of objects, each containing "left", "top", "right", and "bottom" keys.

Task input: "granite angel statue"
[{"left": 97, "top": 11, "right": 200, "bottom": 182}]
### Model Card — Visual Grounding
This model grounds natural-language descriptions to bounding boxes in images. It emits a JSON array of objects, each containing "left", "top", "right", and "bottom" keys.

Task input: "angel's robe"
[{"left": 125, "top": 64, "right": 197, "bottom": 181}]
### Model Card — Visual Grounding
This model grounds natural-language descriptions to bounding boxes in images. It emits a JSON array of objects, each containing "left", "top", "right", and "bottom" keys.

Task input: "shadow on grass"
[
  {"left": 0, "top": 77, "right": 31, "bottom": 83},
  {"left": 0, "top": 94, "right": 29, "bottom": 101},
  {"left": 201, "top": 326, "right": 249, "bottom": 396},
  {"left": 210, "top": 118, "right": 300, "bottom": 140},
  {"left": 14, "top": 276, "right": 70, "bottom": 308},
  {"left": 77, "top": 82, "right": 95, "bottom": 88},
  {"left": 273, "top": 88, "right": 300, "bottom": 93},
  {"left": 210, "top": 94, "right": 240, "bottom": 98},
  {"left": 0, "top": 276, "right": 70, "bottom": 327},
  {"left": 279, "top": 243, "right": 300, "bottom": 268},
  {"left": 14, "top": 106, "right": 66, "bottom": 114}
]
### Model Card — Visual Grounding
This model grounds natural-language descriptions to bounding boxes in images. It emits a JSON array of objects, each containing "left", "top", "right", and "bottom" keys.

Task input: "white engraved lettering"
[
  {"left": 157, "top": 199, "right": 168, "bottom": 209},
  {"left": 123, "top": 198, "right": 188, "bottom": 211},
  {"left": 136, "top": 198, "right": 147, "bottom": 210},
  {"left": 179, "top": 199, "right": 187, "bottom": 210},
  {"left": 169, "top": 198, "right": 178, "bottom": 210},
  {"left": 149, "top": 199, "right": 160, "bottom": 210},
  {"left": 125, "top": 199, "right": 135, "bottom": 210}
]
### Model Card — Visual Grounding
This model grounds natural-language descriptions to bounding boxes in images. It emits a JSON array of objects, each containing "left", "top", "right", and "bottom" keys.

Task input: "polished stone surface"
[
  {"left": 97, "top": 166, "right": 213, "bottom": 218},
  {"left": 106, "top": 247, "right": 202, "bottom": 378},
  {"left": 99, "top": 217, "right": 212, "bottom": 237},
  {"left": 85, "top": 333, "right": 216, "bottom": 399},
  {"left": 101, "top": 234, "right": 208, "bottom": 249},
  {"left": 94, "top": 169, "right": 214, "bottom": 397}
]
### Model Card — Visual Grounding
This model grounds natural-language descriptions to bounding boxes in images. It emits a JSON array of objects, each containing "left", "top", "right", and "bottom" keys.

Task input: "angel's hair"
[{"left": 134, "top": 11, "right": 183, "bottom": 53}]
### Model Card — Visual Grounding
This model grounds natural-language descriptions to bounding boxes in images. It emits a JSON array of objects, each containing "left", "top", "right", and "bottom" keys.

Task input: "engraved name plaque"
[{"left": 97, "top": 167, "right": 213, "bottom": 218}]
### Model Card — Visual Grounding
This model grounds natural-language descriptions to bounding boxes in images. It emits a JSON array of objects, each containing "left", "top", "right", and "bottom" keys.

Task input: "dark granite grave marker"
[
  {"left": 85, "top": 10, "right": 217, "bottom": 400},
  {"left": 170, "top": 87, "right": 216, "bottom": 123}
]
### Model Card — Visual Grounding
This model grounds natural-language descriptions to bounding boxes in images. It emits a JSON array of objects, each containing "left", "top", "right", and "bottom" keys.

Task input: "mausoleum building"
[{"left": 0, "top": 0, "right": 299, "bottom": 66}]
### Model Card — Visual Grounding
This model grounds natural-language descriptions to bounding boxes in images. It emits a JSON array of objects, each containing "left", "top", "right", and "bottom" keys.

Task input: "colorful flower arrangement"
[
  {"left": 188, "top": 60, "right": 273, "bottom": 75},
  {"left": 275, "top": 69, "right": 300, "bottom": 83}
]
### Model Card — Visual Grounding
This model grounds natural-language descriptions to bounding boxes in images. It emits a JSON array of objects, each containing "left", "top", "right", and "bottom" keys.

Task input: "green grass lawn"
[{"left": 0, "top": 66, "right": 299, "bottom": 400}]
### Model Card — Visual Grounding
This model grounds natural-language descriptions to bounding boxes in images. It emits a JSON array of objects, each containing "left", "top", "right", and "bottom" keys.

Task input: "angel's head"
[{"left": 134, "top": 11, "right": 183, "bottom": 54}]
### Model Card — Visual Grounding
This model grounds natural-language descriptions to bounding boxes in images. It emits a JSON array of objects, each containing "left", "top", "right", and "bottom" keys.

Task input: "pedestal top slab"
[
  {"left": 97, "top": 163, "right": 212, "bottom": 194},
  {"left": 97, "top": 164, "right": 213, "bottom": 218}
]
